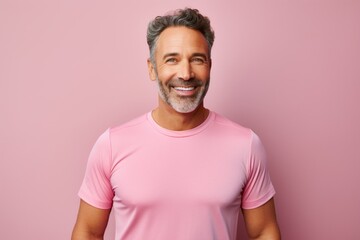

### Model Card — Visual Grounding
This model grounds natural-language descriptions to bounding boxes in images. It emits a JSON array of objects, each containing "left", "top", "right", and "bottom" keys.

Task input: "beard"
[{"left": 156, "top": 76, "right": 210, "bottom": 113}]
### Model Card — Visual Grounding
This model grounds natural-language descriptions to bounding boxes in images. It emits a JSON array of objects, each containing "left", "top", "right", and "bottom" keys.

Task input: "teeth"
[{"left": 174, "top": 86, "right": 195, "bottom": 91}]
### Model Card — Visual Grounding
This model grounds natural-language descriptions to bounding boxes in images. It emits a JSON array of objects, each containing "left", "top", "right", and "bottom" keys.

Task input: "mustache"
[{"left": 167, "top": 78, "right": 203, "bottom": 87}]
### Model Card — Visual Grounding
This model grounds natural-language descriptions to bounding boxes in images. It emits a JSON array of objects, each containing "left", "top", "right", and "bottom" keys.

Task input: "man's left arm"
[{"left": 242, "top": 197, "right": 281, "bottom": 240}]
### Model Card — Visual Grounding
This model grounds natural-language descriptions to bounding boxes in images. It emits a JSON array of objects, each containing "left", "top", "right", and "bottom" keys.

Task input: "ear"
[{"left": 147, "top": 59, "right": 157, "bottom": 81}]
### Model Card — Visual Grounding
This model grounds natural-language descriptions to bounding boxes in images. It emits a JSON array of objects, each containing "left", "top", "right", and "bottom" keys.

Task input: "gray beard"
[{"left": 156, "top": 77, "right": 210, "bottom": 113}]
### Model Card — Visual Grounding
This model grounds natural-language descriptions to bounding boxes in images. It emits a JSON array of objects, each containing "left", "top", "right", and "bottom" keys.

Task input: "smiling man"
[{"left": 72, "top": 8, "right": 281, "bottom": 240}]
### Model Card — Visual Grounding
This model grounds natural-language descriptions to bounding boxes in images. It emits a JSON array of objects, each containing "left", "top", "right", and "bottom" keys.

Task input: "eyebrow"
[
  {"left": 162, "top": 52, "right": 208, "bottom": 60},
  {"left": 162, "top": 53, "right": 179, "bottom": 60}
]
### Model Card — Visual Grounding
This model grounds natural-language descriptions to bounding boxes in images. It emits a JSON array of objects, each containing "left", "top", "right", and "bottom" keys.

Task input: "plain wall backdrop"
[{"left": 1, "top": 0, "right": 359, "bottom": 239}]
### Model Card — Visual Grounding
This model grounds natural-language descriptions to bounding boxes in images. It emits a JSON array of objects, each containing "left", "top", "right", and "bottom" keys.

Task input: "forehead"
[{"left": 155, "top": 26, "right": 209, "bottom": 56}]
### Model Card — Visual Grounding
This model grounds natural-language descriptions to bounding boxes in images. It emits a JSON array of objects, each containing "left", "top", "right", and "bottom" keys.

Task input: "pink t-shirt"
[{"left": 79, "top": 111, "right": 275, "bottom": 240}]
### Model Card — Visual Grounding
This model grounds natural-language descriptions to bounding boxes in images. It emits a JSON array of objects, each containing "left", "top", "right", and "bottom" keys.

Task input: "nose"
[{"left": 177, "top": 60, "right": 194, "bottom": 81}]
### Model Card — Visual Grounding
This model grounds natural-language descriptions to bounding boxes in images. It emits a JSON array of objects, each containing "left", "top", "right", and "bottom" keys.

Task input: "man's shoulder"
[
  {"left": 211, "top": 111, "right": 252, "bottom": 134},
  {"left": 109, "top": 112, "right": 150, "bottom": 136}
]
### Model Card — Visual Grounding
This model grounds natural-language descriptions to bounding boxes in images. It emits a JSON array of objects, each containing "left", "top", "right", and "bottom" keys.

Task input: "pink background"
[{"left": 1, "top": 0, "right": 359, "bottom": 239}]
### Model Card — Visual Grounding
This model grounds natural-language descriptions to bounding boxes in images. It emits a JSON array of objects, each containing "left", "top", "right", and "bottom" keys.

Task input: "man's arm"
[
  {"left": 242, "top": 198, "right": 281, "bottom": 240},
  {"left": 72, "top": 199, "right": 111, "bottom": 240}
]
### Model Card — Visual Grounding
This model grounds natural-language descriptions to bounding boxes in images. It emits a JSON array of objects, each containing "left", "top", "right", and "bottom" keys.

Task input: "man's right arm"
[{"left": 71, "top": 199, "right": 111, "bottom": 240}]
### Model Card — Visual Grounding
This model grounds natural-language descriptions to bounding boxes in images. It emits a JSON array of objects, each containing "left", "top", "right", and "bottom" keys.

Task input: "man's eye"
[
  {"left": 192, "top": 58, "right": 205, "bottom": 64},
  {"left": 165, "top": 58, "right": 177, "bottom": 63}
]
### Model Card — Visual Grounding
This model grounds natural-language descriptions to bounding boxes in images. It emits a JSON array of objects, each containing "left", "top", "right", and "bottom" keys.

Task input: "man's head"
[
  {"left": 147, "top": 8, "right": 215, "bottom": 113},
  {"left": 147, "top": 8, "right": 215, "bottom": 65}
]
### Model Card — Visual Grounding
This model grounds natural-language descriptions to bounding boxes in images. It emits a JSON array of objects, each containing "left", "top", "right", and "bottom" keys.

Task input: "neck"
[{"left": 152, "top": 99, "right": 209, "bottom": 131}]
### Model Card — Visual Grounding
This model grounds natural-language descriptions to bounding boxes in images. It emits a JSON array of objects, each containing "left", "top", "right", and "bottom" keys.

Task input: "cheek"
[
  {"left": 196, "top": 71, "right": 210, "bottom": 82},
  {"left": 157, "top": 68, "right": 176, "bottom": 81},
  {"left": 193, "top": 66, "right": 210, "bottom": 76}
]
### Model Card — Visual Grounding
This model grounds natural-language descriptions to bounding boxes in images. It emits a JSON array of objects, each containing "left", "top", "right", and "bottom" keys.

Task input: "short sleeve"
[
  {"left": 78, "top": 129, "right": 114, "bottom": 209},
  {"left": 241, "top": 131, "right": 276, "bottom": 209}
]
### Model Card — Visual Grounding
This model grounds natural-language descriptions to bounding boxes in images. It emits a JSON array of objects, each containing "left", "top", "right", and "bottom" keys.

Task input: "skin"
[{"left": 72, "top": 26, "right": 281, "bottom": 240}]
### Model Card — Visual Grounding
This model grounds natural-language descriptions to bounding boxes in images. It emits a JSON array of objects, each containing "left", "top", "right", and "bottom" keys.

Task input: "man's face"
[{"left": 148, "top": 26, "right": 211, "bottom": 113}]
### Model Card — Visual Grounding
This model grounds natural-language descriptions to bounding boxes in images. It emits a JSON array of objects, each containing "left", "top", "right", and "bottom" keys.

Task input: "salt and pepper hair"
[{"left": 147, "top": 8, "right": 215, "bottom": 65}]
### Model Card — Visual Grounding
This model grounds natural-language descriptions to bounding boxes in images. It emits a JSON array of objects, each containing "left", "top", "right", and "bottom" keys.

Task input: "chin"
[{"left": 170, "top": 101, "right": 203, "bottom": 114}]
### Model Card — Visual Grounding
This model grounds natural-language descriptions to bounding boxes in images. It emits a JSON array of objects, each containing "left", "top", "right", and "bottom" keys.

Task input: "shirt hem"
[
  {"left": 241, "top": 188, "right": 276, "bottom": 209},
  {"left": 78, "top": 191, "right": 113, "bottom": 210}
]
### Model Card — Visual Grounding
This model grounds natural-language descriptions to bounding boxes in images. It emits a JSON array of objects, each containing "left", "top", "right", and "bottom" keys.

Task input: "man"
[{"left": 72, "top": 8, "right": 281, "bottom": 240}]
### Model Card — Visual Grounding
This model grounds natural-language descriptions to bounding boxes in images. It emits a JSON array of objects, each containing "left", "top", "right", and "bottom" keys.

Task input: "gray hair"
[{"left": 147, "top": 8, "right": 215, "bottom": 64}]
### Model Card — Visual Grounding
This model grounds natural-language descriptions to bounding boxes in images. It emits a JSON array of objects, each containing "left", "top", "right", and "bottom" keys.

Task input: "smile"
[
  {"left": 173, "top": 86, "right": 195, "bottom": 91},
  {"left": 171, "top": 86, "right": 198, "bottom": 96}
]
